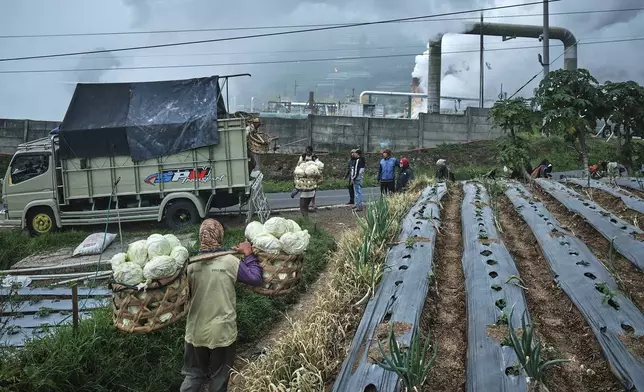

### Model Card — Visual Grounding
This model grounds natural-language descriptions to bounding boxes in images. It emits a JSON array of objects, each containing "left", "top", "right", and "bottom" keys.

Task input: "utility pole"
[
  {"left": 543, "top": 0, "right": 550, "bottom": 77},
  {"left": 294, "top": 80, "right": 298, "bottom": 101},
  {"left": 479, "top": 12, "right": 484, "bottom": 108}
]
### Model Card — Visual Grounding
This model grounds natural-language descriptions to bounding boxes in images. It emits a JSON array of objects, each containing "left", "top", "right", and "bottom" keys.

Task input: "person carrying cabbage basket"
[{"left": 181, "top": 219, "right": 263, "bottom": 392}]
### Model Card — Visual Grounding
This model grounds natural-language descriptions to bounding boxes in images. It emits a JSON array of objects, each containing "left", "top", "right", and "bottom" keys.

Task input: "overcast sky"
[{"left": 1, "top": 0, "right": 643, "bottom": 120}]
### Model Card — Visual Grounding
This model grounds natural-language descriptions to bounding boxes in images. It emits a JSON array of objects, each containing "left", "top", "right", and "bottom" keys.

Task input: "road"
[{"left": 211, "top": 187, "right": 380, "bottom": 213}]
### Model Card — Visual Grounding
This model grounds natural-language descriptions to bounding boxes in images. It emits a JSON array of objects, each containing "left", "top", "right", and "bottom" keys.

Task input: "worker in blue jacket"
[{"left": 378, "top": 148, "right": 399, "bottom": 195}]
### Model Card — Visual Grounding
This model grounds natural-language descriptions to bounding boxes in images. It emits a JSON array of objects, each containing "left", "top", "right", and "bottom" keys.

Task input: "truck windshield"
[{"left": 10, "top": 154, "right": 49, "bottom": 185}]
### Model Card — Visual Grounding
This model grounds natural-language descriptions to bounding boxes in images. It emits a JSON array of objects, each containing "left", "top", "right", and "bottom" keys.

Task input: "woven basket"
[
  {"left": 250, "top": 249, "right": 303, "bottom": 296},
  {"left": 248, "top": 132, "right": 278, "bottom": 154},
  {"left": 110, "top": 270, "right": 189, "bottom": 333},
  {"left": 294, "top": 176, "right": 323, "bottom": 191}
]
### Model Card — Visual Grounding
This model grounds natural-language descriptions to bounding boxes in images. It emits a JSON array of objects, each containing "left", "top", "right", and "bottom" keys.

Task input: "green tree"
[
  {"left": 601, "top": 81, "right": 644, "bottom": 170},
  {"left": 534, "top": 69, "right": 607, "bottom": 176},
  {"left": 490, "top": 97, "right": 540, "bottom": 180}
]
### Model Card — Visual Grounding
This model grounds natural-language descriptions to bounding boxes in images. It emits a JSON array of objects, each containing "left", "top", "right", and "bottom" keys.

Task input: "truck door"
[{"left": 5, "top": 153, "right": 55, "bottom": 220}]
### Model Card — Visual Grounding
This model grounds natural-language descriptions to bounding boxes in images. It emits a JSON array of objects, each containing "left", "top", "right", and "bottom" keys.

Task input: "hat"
[
  {"left": 252, "top": 118, "right": 260, "bottom": 123},
  {"left": 350, "top": 148, "right": 358, "bottom": 153},
  {"left": 354, "top": 149, "right": 362, "bottom": 155}
]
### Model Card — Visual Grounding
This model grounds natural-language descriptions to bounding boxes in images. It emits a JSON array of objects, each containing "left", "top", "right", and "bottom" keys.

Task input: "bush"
[{"left": 0, "top": 221, "right": 335, "bottom": 392}]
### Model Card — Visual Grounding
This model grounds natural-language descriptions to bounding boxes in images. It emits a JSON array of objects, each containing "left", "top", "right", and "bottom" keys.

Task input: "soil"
[
  {"left": 617, "top": 333, "right": 644, "bottom": 358},
  {"left": 498, "top": 197, "right": 623, "bottom": 392},
  {"left": 486, "top": 324, "right": 523, "bottom": 344},
  {"left": 567, "top": 184, "right": 644, "bottom": 230},
  {"left": 420, "top": 185, "right": 467, "bottom": 392},
  {"left": 366, "top": 321, "right": 413, "bottom": 364},
  {"left": 532, "top": 185, "right": 644, "bottom": 312}
]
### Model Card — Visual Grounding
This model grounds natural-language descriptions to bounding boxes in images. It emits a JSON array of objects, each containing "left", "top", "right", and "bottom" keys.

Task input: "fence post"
[
  {"left": 308, "top": 115, "right": 314, "bottom": 148},
  {"left": 418, "top": 113, "right": 425, "bottom": 148},
  {"left": 363, "top": 117, "right": 369, "bottom": 152},
  {"left": 466, "top": 108, "right": 473, "bottom": 142},
  {"left": 22, "top": 120, "right": 29, "bottom": 142},
  {"left": 71, "top": 284, "right": 79, "bottom": 334}
]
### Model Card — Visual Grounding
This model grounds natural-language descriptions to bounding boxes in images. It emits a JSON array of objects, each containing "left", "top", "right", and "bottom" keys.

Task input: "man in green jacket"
[{"left": 180, "top": 219, "right": 263, "bottom": 392}]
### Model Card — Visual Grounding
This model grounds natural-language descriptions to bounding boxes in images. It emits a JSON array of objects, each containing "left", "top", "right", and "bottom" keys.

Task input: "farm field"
[{"left": 235, "top": 179, "right": 644, "bottom": 392}]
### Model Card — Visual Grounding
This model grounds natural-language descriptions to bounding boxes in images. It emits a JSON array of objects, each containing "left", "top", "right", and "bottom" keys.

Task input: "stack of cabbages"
[
  {"left": 293, "top": 159, "right": 324, "bottom": 178},
  {"left": 110, "top": 234, "right": 189, "bottom": 286},
  {"left": 245, "top": 217, "right": 311, "bottom": 256}
]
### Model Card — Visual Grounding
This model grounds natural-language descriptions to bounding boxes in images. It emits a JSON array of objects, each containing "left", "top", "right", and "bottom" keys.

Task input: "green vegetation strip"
[{"left": 0, "top": 221, "right": 335, "bottom": 392}]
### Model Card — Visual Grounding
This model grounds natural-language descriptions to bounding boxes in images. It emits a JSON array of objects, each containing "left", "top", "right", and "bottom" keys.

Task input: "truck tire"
[
  {"left": 165, "top": 200, "right": 199, "bottom": 230},
  {"left": 27, "top": 207, "right": 58, "bottom": 236}
]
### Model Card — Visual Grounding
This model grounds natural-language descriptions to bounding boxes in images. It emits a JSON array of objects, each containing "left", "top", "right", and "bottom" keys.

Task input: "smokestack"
[
  {"left": 411, "top": 77, "right": 421, "bottom": 93},
  {"left": 427, "top": 40, "right": 442, "bottom": 114}
]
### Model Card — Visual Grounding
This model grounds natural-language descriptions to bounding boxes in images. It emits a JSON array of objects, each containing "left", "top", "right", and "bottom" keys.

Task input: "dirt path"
[
  {"left": 532, "top": 185, "right": 644, "bottom": 312},
  {"left": 498, "top": 197, "right": 623, "bottom": 392},
  {"left": 421, "top": 185, "right": 467, "bottom": 392}
]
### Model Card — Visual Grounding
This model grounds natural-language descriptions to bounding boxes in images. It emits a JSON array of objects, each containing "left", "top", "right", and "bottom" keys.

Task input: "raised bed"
[
  {"left": 615, "top": 177, "right": 644, "bottom": 192},
  {"left": 505, "top": 183, "right": 644, "bottom": 390},
  {"left": 461, "top": 182, "right": 530, "bottom": 392},
  {"left": 535, "top": 178, "right": 644, "bottom": 270},
  {"left": 332, "top": 183, "right": 447, "bottom": 392},
  {"left": 563, "top": 177, "right": 644, "bottom": 214}
]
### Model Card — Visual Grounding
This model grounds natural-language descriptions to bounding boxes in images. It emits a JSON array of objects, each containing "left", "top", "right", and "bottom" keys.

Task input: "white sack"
[{"left": 72, "top": 233, "right": 117, "bottom": 257}]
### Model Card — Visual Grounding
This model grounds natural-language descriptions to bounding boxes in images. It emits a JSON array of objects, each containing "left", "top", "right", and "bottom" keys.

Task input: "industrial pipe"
[
  {"left": 359, "top": 91, "right": 479, "bottom": 103},
  {"left": 428, "top": 22, "right": 578, "bottom": 112}
]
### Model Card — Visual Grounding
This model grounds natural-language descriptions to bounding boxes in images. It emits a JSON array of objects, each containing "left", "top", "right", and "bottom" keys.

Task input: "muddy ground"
[
  {"left": 499, "top": 196, "right": 623, "bottom": 392},
  {"left": 421, "top": 185, "right": 467, "bottom": 392},
  {"left": 567, "top": 183, "right": 644, "bottom": 229}
]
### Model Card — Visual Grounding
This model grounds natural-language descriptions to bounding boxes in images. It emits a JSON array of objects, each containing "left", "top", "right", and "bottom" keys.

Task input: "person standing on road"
[
  {"left": 181, "top": 219, "right": 263, "bottom": 392},
  {"left": 351, "top": 149, "right": 366, "bottom": 212},
  {"left": 294, "top": 146, "right": 319, "bottom": 210},
  {"left": 378, "top": 148, "right": 398, "bottom": 195},
  {"left": 345, "top": 149, "right": 357, "bottom": 205},
  {"left": 396, "top": 157, "right": 414, "bottom": 192}
]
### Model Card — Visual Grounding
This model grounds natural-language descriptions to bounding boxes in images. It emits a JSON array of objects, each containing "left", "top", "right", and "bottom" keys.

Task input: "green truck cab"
[{"left": 0, "top": 76, "right": 254, "bottom": 234}]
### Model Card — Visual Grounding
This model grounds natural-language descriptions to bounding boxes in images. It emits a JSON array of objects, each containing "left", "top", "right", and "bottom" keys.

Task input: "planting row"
[
  {"left": 333, "top": 180, "right": 644, "bottom": 392},
  {"left": 564, "top": 177, "right": 644, "bottom": 214},
  {"left": 536, "top": 178, "right": 644, "bottom": 270},
  {"left": 332, "top": 184, "right": 447, "bottom": 392}
]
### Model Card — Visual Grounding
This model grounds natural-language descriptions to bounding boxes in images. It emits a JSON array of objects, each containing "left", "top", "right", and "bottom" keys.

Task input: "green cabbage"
[
  {"left": 163, "top": 234, "right": 181, "bottom": 248},
  {"left": 253, "top": 234, "right": 282, "bottom": 254},
  {"left": 127, "top": 240, "right": 148, "bottom": 267},
  {"left": 280, "top": 230, "right": 310, "bottom": 255},
  {"left": 143, "top": 255, "right": 179, "bottom": 281},
  {"left": 113, "top": 263, "right": 144, "bottom": 285},
  {"left": 245, "top": 221, "right": 267, "bottom": 242},
  {"left": 147, "top": 234, "right": 172, "bottom": 258},
  {"left": 263, "top": 217, "right": 289, "bottom": 239},
  {"left": 110, "top": 253, "right": 128, "bottom": 271},
  {"left": 170, "top": 246, "right": 189, "bottom": 268}
]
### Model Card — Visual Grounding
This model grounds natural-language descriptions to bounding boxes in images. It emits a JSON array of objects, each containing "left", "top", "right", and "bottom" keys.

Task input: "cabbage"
[
  {"left": 113, "top": 263, "right": 144, "bottom": 285},
  {"left": 313, "top": 160, "right": 324, "bottom": 170},
  {"left": 147, "top": 235, "right": 172, "bottom": 258},
  {"left": 110, "top": 253, "right": 127, "bottom": 271},
  {"left": 163, "top": 234, "right": 181, "bottom": 248},
  {"left": 127, "top": 240, "right": 148, "bottom": 267},
  {"left": 253, "top": 234, "right": 282, "bottom": 254},
  {"left": 143, "top": 255, "right": 179, "bottom": 281},
  {"left": 294, "top": 166, "right": 305, "bottom": 177},
  {"left": 304, "top": 164, "right": 321, "bottom": 177},
  {"left": 170, "top": 246, "right": 189, "bottom": 268},
  {"left": 286, "top": 219, "right": 301, "bottom": 233},
  {"left": 263, "top": 217, "right": 289, "bottom": 238},
  {"left": 280, "top": 230, "right": 310, "bottom": 255},
  {"left": 245, "top": 221, "right": 267, "bottom": 242}
]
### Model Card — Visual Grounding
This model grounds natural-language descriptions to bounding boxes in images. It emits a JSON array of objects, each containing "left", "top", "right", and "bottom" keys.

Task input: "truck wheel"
[
  {"left": 27, "top": 207, "right": 57, "bottom": 236},
  {"left": 165, "top": 200, "right": 199, "bottom": 230}
]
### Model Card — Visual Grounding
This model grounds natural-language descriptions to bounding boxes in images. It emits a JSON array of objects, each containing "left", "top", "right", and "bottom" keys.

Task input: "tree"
[
  {"left": 490, "top": 97, "right": 540, "bottom": 180},
  {"left": 601, "top": 81, "right": 644, "bottom": 171},
  {"left": 534, "top": 69, "right": 607, "bottom": 177}
]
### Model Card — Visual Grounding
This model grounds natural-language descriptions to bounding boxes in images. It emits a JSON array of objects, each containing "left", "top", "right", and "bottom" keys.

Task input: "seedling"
[
  {"left": 506, "top": 307, "right": 569, "bottom": 389},
  {"left": 377, "top": 325, "right": 438, "bottom": 391},
  {"left": 595, "top": 282, "right": 619, "bottom": 309},
  {"left": 35, "top": 307, "right": 55, "bottom": 318},
  {"left": 405, "top": 237, "right": 415, "bottom": 248},
  {"left": 506, "top": 275, "right": 528, "bottom": 290}
]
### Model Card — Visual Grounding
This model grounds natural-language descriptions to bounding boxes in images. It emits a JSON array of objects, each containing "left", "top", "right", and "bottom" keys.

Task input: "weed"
[
  {"left": 506, "top": 308, "right": 569, "bottom": 389},
  {"left": 377, "top": 325, "right": 438, "bottom": 392},
  {"left": 506, "top": 275, "right": 528, "bottom": 290}
]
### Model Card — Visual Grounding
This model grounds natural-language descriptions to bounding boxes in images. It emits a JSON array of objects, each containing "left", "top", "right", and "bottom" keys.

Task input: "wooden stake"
[{"left": 71, "top": 284, "right": 79, "bottom": 334}]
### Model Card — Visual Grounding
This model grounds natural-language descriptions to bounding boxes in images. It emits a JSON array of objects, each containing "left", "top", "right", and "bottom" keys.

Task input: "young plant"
[
  {"left": 506, "top": 275, "right": 528, "bottom": 290},
  {"left": 358, "top": 196, "right": 392, "bottom": 246},
  {"left": 595, "top": 282, "right": 619, "bottom": 309},
  {"left": 377, "top": 325, "right": 438, "bottom": 391},
  {"left": 506, "top": 308, "right": 569, "bottom": 390}
]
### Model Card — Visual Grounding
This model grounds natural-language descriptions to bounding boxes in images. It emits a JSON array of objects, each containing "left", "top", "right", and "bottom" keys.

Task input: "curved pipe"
[
  {"left": 359, "top": 91, "right": 479, "bottom": 104},
  {"left": 427, "top": 22, "right": 578, "bottom": 113}
]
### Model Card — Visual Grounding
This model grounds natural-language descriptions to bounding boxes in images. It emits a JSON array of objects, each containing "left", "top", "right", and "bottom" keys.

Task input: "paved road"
[{"left": 211, "top": 187, "right": 380, "bottom": 214}]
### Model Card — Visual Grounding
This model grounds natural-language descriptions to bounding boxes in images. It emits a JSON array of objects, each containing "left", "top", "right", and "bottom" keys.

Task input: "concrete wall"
[
  {"left": 0, "top": 107, "right": 501, "bottom": 156},
  {"left": 0, "top": 119, "right": 59, "bottom": 155},
  {"left": 262, "top": 107, "right": 501, "bottom": 153}
]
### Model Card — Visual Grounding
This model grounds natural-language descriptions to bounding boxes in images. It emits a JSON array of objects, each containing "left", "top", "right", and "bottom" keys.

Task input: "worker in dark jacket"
[
  {"left": 345, "top": 149, "right": 357, "bottom": 205},
  {"left": 378, "top": 148, "right": 398, "bottom": 195},
  {"left": 396, "top": 157, "right": 414, "bottom": 192}
]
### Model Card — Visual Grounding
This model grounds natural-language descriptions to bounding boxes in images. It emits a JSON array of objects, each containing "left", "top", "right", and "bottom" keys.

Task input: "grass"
[
  {"left": 0, "top": 230, "right": 89, "bottom": 271},
  {"left": 231, "top": 189, "right": 422, "bottom": 391},
  {"left": 0, "top": 220, "right": 335, "bottom": 392}
]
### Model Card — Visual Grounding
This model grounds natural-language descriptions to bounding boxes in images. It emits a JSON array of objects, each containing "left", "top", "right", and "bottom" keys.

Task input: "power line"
[
  {"left": 0, "top": 0, "right": 559, "bottom": 63},
  {"left": 2, "top": 36, "right": 642, "bottom": 75},
  {"left": 508, "top": 39, "right": 580, "bottom": 99},
  {"left": 1, "top": 6, "right": 641, "bottom": 39}
]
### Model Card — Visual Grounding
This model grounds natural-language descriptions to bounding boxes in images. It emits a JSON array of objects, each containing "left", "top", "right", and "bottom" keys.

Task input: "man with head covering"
[
  {"left": 246, "top": 118, "right": 263, "bottom": 178},
  {"left": 345, "top": 149, "right": 358, "bottom": 205},
  {"left": 180, "top": 219, "right": 263, "bottom": 392}
]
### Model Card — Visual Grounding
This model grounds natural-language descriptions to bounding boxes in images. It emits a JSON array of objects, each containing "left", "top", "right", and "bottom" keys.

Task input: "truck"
[{"left": 0, "top": 75, "right": 261, "bottom": 235}]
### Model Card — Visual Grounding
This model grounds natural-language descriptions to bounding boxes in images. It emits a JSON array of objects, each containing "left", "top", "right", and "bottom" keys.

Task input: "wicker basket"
[
  {"left": 248, "top": 132, "right": 278, "bottom": 154},
  {"left": 294, "top": 175, "right": 323, "bottom": 191},
  {"left": 110, "top": 270, "right": 189, "bottom": 333},
  {"left": 250, "top": 249, "right": 303, "bottom": 296}
]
